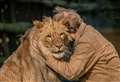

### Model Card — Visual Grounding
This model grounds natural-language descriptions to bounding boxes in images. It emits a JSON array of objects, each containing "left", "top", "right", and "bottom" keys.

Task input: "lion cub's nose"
[{"left": 56, "top": 44, "right": 62, "bottom": 49}]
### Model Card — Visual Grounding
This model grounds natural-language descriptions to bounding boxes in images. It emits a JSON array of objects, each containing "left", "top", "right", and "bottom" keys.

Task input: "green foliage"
[
  {"left": 0, "top": 57, "right": 6, "bottom": 65},
  {"left": 0, "top": 22, "right": 32, "bottom": 34}
]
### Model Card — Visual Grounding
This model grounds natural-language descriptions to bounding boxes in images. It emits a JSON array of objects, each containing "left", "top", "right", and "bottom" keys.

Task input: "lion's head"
[{"left": 33, "top": 17, "right": 74, "bottom": 59}]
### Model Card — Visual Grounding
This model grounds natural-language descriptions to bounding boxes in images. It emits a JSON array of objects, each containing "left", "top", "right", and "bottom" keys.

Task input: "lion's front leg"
[{"left": 47, "top": 67, "right": 62, "bottom": 82}]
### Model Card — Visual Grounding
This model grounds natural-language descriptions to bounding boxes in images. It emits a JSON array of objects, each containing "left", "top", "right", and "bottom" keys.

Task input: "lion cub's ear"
[
  {"left": 33, "top": 20, "right": 40, "bottom": 26},
  {"left": 32, "top": 20, "right": 43, "bottom": 28},
  {"left": 32, "top": 20, "right": 44, "bottom": 32}
]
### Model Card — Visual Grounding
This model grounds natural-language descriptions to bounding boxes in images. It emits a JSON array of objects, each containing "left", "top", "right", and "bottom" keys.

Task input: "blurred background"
[{"left": 0, "top": 0, "right": 120, "bottom": 81}]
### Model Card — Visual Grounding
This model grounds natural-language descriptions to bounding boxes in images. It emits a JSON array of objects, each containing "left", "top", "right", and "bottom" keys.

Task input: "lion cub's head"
[{"left": 34, "top": 17, "right": 74, "bottom": 59}]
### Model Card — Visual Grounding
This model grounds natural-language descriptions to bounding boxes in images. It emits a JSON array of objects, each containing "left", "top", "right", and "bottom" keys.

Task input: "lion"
[
  {"left": 35, "top": 17, "right": 74, "bottom": 60},
  {"left": 0, "top": 17, "right": 73, "bottom": 82}
]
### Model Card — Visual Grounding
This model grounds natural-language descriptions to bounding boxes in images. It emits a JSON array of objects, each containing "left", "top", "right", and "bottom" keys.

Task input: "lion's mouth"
[
  {"left": 52, "top": 52, "right": 65, "bottom": 59},
  {"left": 54, "top": 51, "right": 64, "bottom": 54}
]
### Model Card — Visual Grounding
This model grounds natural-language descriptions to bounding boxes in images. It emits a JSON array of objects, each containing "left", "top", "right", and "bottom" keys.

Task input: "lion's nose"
[{"left": 56, "top": 44, "right": 62, "bottom": 49}]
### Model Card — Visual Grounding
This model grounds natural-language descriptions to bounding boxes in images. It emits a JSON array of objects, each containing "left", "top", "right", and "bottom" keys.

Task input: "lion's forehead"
[
  {"left": 38, "top": 19, "right": 69, "bottom": 41},
  {"left": 44, "top": 24, "right": 66, "bottom": 35},
  {"left": 44, "top": 21, "right": 66, "bottom": 31}
]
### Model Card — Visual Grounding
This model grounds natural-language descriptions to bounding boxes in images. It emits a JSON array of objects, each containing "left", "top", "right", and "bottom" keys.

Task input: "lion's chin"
[{"left": 52, "top": 52, "right": 65, "bottom": 59}]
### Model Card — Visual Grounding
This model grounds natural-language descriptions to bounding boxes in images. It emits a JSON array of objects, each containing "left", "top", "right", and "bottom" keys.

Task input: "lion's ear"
[
  {"left": 33, "top": 20, "right": 40, "bottom": 26},
  {"left": 32, "top": 20, "right": 44, "bottom": 32},
  {"left": 32, "top": 20, "right": 43, "bottom": 29},
  {"left": 42, "top": 16, "right": 52, "bottom": 24}
]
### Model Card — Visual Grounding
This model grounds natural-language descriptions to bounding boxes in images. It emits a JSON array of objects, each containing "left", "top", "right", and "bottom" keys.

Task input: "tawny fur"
[
  {"left": 0, "top": 35, "right": 61, "bottom": 82},
  {"left": 37, "top": 17, "right": 73, "bottom": 59},
  {"left": 0, "top": 18, "right": 72, "bottom": 82}
]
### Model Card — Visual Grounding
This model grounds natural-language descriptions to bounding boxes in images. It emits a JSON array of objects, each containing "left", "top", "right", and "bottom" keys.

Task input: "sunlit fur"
[
  {"left": 0, "top": 18, "right": 62, "bottom": 82},
  {"left": 36, "top": 17, "right": 73, "bottom": 59},
  {"left": 0, "top": 17, "right": 73, "bottom": 82}
]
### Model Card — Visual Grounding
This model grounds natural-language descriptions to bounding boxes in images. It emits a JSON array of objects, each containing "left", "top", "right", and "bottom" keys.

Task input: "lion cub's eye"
[
  {"left": 60, "top": 33, "right": 64, "bottom": 38},
  {"left": 46, "top": 35, "right": 52, "bottom": 41},
  {"left": 64, "top": 23, "right": 69, "bottom": 27}
]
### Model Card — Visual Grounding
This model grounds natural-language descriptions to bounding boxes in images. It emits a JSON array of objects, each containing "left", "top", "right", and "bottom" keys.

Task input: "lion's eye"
[
  {"left": 46, "top": 35, "right": 52, "bottom": 41},
  {"left": 64, "top": 23, "right": 69, "bottom": 27},
  {"left": 60, "top": 33, "right": 64, "bottom": 38}
]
